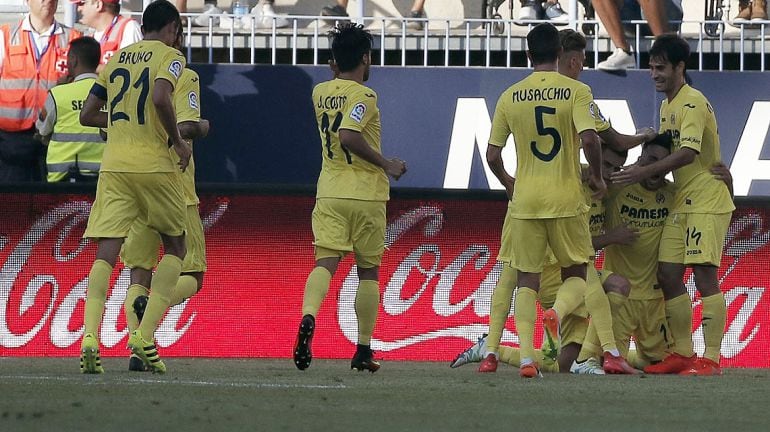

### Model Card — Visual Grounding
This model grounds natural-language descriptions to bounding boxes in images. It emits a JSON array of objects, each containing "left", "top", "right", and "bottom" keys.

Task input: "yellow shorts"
[
  {"left": 503, "top": 214, "right": 592, "bottom": 273},
  {"left": 537, "top": 263, "right": 589, "bottom": 347},
  {"left": 312, "top": 198, "right": 386, "bottom": 268},
  {"left": 611, "top": 298, "right": 671, "bottom": 365},
  {"left": 658, "top": 212, "right": 731, "bottom": 266},
  {"left": 121, "top": 205, "right": 207, "bottom": 273},
  {"left": 84, "top": 172, "right": 185, "bottom": 239}
]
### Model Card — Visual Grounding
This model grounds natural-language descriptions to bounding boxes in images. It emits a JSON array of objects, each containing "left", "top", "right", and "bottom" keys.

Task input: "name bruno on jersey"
[
  {"left": 117, "top": 50, "right": 153, "bottom": 64},
  {"left": 511, "top": 87, "right": 571, "bottom": 103}
]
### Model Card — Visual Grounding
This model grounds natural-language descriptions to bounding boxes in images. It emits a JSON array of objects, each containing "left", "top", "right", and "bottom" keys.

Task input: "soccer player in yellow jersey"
[
  {"left": 78, "top": 0, "right": 190, "bottom": 374},
  {"left": 121, "top": 28, "right": 210, "bottom": 372},
  {"left": 293, "top": 23, "right": 407, "bottom": 373},
  {"left": 611, "top": 34, "right": 735, "bottom": 376},
  {"left": 485, "top": 23, "right": 605, "bottom": 379}
]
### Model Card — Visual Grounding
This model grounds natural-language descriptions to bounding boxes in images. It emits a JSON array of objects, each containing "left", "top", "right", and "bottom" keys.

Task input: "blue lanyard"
[{"left": 28, "top": 22, "right": 57, "bottom": 70}]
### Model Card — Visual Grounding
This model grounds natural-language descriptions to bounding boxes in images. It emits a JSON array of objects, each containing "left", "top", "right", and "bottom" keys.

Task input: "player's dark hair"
[
  {"left": 68, "top": 36, "right": 101, "bottom": 71},
  {"left": 329, "top": 23, "right": 373, "bottom": 73},
  {"left": 559, "top": 29, "right": 586, "bottom": 53},
  {"left": 649, "top": 33, "right": 690, "bottom": 73},
  {"left": 643, "top": 131, "right": 673, "bottom": 152},
  {"left": 527, "top": 23, "right": 561, "bottom": 65},
  {"left": 142, "top": 0, "right": 180, "bottom": 34}
]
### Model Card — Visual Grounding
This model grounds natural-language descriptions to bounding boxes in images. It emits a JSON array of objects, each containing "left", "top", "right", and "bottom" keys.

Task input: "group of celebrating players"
[{"left": 74, "top": 1, "right": 734, "bottom": 378}]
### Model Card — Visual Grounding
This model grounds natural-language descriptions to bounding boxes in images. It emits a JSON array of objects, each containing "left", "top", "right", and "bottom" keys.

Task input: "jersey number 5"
[
  {"left": 109, "top": 67, "right": 150, "bottom": 125},
  {"left": 321, "top": 112, "right": 352, "bottom": 164},
  {"left": 530, "top": 105, "right": 562, "bottom": 162}
]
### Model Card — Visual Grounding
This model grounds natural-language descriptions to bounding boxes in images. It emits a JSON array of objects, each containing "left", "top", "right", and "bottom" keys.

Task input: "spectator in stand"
[
  {"left": 190, "top": 0, "right": 289, "bottom": 29},
  {"left": 733, "top": 1, "right": 768, "bottom": 24},
  {"left": 593, "top": 0, "right": 671, "bottom": 71},
  {"left": 36, "top": 36, "right": 104, "bottom": 182},
  {"left": 517, "top": 1, "right": 569, "bottom": 24},
  {"left": 73, "top": 0, "right": 142, "bottom": 67},
  {"left": 322, "top": 0, "right": 428, "bottom": 30},
  {"left": 0, "top": 0, "right": 82, "bottom": 182}
]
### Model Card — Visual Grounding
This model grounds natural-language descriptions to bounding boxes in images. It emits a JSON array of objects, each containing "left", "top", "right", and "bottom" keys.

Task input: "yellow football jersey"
[
  {"left": 489, "top": 71, "right": 597, "bottom": 218},
  {"left": 95, "top": 40, "right": 186, "bottom": 173},
  {"left": 313, "top": 78, "right": 389, "bottom": 201},
  {"left": 583, "top": 177, "right": 605, "bottom": 237},
  {"left": 174, "top": 68, "right": 201, "bottom": 206},
  {"left": 603, "top": 182, "right": 676, "bottom": 300},
  {"left": 658, "top": 85, "right": 734, "bottom": 214}
]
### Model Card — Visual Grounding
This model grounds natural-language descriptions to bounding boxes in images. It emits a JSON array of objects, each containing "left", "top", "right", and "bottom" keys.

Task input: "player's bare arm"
[
  {"left": 485, "top": 144, "right": 515, "bottom": 200},
  {"left": 154, "top": 78, "right": 191, "bottom": 171},
  {"left": 80, "top": 91, "right": 108, "bottom": 129},
  {"left": 600, "top": 126, "right": 657, "bottom": 151},
  {"left": 581, "top": 129, "right": 606, "bottom": 199},
  {"left": 178, "top": 119, "right": 210, "bottom": 140},
  {"left": 611, "top": 147, "right": 696, "bottom": 185},
  {"left": 338, "top": 128, "right": 407, "bottom": 180}
]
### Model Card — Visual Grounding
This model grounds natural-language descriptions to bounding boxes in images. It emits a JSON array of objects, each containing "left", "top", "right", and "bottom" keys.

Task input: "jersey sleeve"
[
  {"left": 572, "top": 84, "right": 597, "bottom": 134},
  {"left": 174, "top": 70, "right": 201, "bottom": 124},
  {"left": 488, "top": 93, "right": 511, "bottom": 147},
  {"left": 155, "top": 48, "right": 186, "bottom": 89},
  {"left": 338, "top": 88, "right": 376, "bottom": 133},
  {"left": 678, "top": 102, "right": 706, "bottom": 153},
  {"left": 589, "top": 100, "right": 611, "bottom": 133}
]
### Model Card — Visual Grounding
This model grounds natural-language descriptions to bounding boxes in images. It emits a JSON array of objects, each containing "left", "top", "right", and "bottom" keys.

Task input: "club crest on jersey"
[
  {"left": 656, "top": 193, "right": 665, "bottom": 204},
  {"left": 188, "top": 91, "right": 199, "bottom": 110},
  {"left": 168, "top": 60, "right": 183, "bottom": 79},
  {"left": 350, "top": 102, "right": 366, "bottom": 123}
]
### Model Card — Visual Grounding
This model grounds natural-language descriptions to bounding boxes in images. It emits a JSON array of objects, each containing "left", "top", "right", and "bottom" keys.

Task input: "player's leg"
[
  {"left": 476, "top": 264, "right": 516, "bottom": 372},
  {"left": 680, "top": 212, "right": 730, "bottom": 375},
  {"left": 630, "top": 298, "right": 671, "bottom": 370},
  {"left": 348, "top": 200, "right": 387, "bottom": 373},
  {"left": 168, "top": 205, "right": 208, "bottom": 306},
  {"left": 80, "top": 172, "right": 138, "bottom": 373},
  {"left": 545, "top": 215, "right": 593, "bottom": 370},
  {"left": 130, "top": 173, "right": 187, "bottom": 374},
  {"left": 597, "top": 272, "right": 638, "bottom": 374}
]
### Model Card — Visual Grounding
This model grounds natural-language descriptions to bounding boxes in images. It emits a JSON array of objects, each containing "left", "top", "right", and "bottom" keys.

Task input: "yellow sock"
[
  {"left": 665, "top": 294, "right": 694, "bottom": 357},
  {"left": 355, "top": 279, "right": 380, "bottom": 345},
  {"left": 169, "top": 275, "right": 199, "bottom": 306},
  {"left": 552, "top": 276, "right": 587, "bottom": 318},
  {"left": 514, "top": 287, "right": 537, "bottom": 363},
  {"left": 701, "top": 293, "right": 726, "bottom": 363},
  {"left": 301, "top": 266, "right": 332, "bottom": 317},
  {"left": 84, "top": 259, "right": 112, "bottom": 336},
  {"left": 124, "top": 284, "right": 149, "bottom": 333},
  {"left": 584, "top": 278, "right": 617, "bottom": 353},
  {"left": 499, "top": 345, "right": 521, "bottom": 367},
  {"left": 576, "top": 321, "right": 602, "bottom": 362},
  {"left": 626, "top": 350, "right": 650, "bottom": 370},
  {"left": 607, "top": 291, "right": 628, "bottom": 353},
  {"left": 138, "top": 255, "right": 182, "bottom": 339},
  {"left": 487, "top": 265, "right": 516, "bottom": 353}
]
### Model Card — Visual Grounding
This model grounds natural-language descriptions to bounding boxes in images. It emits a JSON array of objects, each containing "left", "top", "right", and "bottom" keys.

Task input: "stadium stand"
[{"left": 0, "top": 0, "right": 767, "bottom": 69}]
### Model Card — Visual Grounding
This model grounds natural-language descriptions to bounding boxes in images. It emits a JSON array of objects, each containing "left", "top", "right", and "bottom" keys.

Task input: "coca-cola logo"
[
  {"left": 338, "top": 207, "right": 768, "bottom": 357},
  {"left": 1, "top": 200, "right": 228, "bottom": 350}
]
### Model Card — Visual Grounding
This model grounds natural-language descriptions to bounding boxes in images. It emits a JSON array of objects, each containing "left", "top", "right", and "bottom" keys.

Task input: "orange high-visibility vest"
[
  {"left": 0, "top": 20, "right": 81, "bottom": 132},
  {"left": 99, "top": 15, "right": 134, "bottom": 65}
]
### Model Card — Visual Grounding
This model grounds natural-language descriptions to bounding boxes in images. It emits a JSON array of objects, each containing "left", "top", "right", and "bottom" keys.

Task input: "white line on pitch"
[{"left": 0, "top": 375, "right": 347, "bottom": 389}]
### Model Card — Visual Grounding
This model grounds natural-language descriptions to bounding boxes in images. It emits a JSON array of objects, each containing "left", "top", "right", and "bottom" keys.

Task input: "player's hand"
[
  {"left": 503, "top": 176, "right": 515, "bottom": 201},
  {"left": 606, "top": 224, "right": 640, "bottom": 246},
  {"left": 173, "top": 140, "right": 192, "bottom": 172},
  {"left": 588, "top": 174, "right": 607, "bottom": 200},
  {"left": 386, "top": 158, "right": 407, "bottom": 180},
  {"left": 610, "top": 164, "right": 646, "bottom": 185},
  {"left": 710, "top": 161, "right": 731, "bottom": 183},
  {"left": 638, "top": 127, "right": 658, "bottom": 143}
]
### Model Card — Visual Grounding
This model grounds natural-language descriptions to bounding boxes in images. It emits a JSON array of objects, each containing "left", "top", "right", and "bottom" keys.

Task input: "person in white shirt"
[{"left": 72, "top": 0, "right": 142, "bottom": 67}]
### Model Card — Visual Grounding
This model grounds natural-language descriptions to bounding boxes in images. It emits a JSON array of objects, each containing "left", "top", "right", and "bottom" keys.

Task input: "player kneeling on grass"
[{"left": 292, "top": 23, "right": 407, "bottom": 373}]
